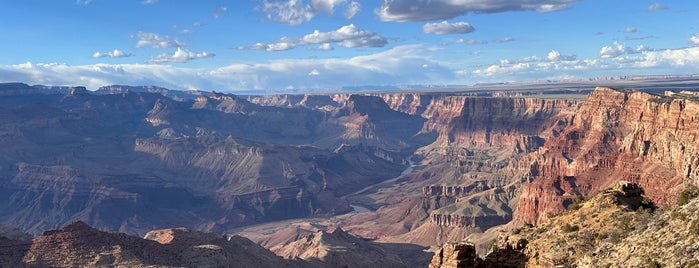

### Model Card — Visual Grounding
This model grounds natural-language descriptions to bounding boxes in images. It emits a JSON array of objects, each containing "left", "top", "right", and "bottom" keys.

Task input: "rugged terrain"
[
  {"left": 427, "top": 181, "right": 699, "bottom": 267},
  {"left": 0, "top": 221, "right": 312, "bottom": 267},
  {"left": 0, "top": 82, "right": 698, "bottom": 267},
  {"left": 0, "top": 83, "right": 426, "bottom": 235}
]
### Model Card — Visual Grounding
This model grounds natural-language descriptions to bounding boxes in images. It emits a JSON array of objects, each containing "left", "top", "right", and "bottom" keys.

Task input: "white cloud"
[
  {"left": 141, "top": 0, "right": 157, "bottom": 4},
  {"left": 344, "top": 1, "right": 361, "bottom": 19},
  {"left": 690, "top": 33, "right": 699, "bottom": 46},
  {"left": 1, "top": 45, "right": 452, "bottom": 91},
  {"left": 75, "top": 0, "right": 92, "bottom": 5},
  {"left": 92, "top": 49, "right": 133, "bottom": 58},
  {"left": 647, "top": 2, "right": 667, "bottom": 11},
  {"left": 310, "top": 43, "right": 334, "bottom": 51},
  {"left": 310, "top": 0, "right": 345, "bottom": 14},
  {"left": 493, "top": 37, "right": 515, "bottom": 43},
  {"left": 213, "top": 7, "right": 227, "bottom": 18},
  {"left": 546, "top": 50, "right": 576, "bottom": 61},
  {"left": 239, "top": 24, "right": 387, "bottom": 51},
  {"left": 149, "top": 48, "right": 215, "bottom": 64},
  {"left": 261, "top": 0, "right": 362, "bottom": 25},
  {"left": 261, "top": 0, "right": 314, "bottom": 25},
  {"left": 634, "top": 47, "right": 699, "bottom": 68},
  {"left": 599, "top": 42, "right": 652, "bottom": 58},
  {"left": 456, "top": 38, "right": 487, "bottom": 45},
  {"left": 536, "top": 4, "right": 568, "bottom": 12},
  {"left": 470, "top": 45, "right": 698, "bottom": 81},
  {"left": 132, "top": 32, "right": 183, "bottom": 49},
  {"left": 422, "top": 21, "right": 475, "bottom": 35},
  {"left": 302, "top": 24, "right": 387, "bottom": 48},
  {"left": 308, "top": 69, "right": 320, "bottom": 75},
  {"left": 376, "top": 0, "right": 577, "bottom": 22},
  {"left": 624, "top": 27, "right": 637, "bottom": 33}
]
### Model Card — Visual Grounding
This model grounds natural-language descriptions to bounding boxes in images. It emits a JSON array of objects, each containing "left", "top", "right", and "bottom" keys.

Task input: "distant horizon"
[
  {"left": 1, "top": 1, "right": 697, "bottom": 92},
  {"left": 4, "top": 73, "right": 697, "bottom": 95}
]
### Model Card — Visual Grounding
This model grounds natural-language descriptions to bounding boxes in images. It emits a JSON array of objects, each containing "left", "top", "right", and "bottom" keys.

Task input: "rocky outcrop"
[
  {"left": 515, "top": 87, "right": 699, "bottom": 225},
  {"left": 2, "top": 221, "right": 310, "bottom": 268},
  {"left": 268, "top": 227, "right": 408, "bottom": 268},
  {"left": 493, "top": 181, "right": 697, "bottom": 267},
  {"left": 429, "top": 214, "right": 511, "bottom": 230},
  {"left": 428, "top": 242, "right": 479, "bottom": 268}
]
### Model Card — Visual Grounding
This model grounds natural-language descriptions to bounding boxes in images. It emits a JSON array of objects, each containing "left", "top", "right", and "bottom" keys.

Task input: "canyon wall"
[{"left": 515, "top": 87, "right": 699, "bottom": 224}]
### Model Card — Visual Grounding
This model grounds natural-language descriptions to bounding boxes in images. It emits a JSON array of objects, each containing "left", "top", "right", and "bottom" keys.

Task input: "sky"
[{"left": 0, "top": 0, "right": 697, "bottom": 92}]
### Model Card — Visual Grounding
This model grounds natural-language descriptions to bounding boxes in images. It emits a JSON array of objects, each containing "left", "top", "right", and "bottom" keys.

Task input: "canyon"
[{"left": 0, "top": 81, "right": 697, "bottom": 267}]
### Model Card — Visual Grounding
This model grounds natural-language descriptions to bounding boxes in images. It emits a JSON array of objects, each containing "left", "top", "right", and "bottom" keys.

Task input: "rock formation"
[
  {"left": 490, "top": 181, "right": 697, "bottom": 267},
  {"left": 0, "top": 221, "right": 311, "bottom": 267},
  {"left": 515, "top": 87, "right": 699, "bottom": 225},
  {"left": 0, "top": 83, "right": 423, "bottom": 235}
]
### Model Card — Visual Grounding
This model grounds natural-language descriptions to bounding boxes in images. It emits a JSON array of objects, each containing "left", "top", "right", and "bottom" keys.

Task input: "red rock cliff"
[{"left": 515, "top": 87, "right": 699, "bottom": 225}]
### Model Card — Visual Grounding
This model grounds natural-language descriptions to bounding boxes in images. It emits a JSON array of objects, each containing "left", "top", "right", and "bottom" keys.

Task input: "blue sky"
[{"left": 0, "top": 0, "right": 697, "bottom": 92}]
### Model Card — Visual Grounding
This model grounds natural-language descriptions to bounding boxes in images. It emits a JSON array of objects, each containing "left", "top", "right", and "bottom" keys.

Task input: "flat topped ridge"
[{"left": 143, "top": 227, "right": 221, "bottom": 245}]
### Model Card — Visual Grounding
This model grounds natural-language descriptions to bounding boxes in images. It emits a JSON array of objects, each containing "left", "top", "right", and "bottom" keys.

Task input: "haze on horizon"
[{"left": 0, "top": 0, "right": 697, "bottom": 92}]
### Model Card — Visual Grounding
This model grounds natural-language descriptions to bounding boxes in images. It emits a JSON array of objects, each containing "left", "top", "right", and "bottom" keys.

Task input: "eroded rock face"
[
  {"left": 0, "top": 84, "right": 426, "bottom": 235},
  {"left": 515, "top": 87, "right": 699, "bottom": 225},
  {"left": 428, "top": 242, "right": 479, "bottom": 268}
]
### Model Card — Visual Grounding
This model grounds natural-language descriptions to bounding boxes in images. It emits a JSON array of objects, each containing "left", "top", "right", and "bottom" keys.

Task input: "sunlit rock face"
[{"left": 515, "top": 87, "right": 699, "bottom": 225}]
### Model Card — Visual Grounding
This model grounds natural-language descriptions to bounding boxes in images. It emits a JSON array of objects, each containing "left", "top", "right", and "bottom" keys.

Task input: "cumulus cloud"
[
  {"left": 471, "top": 45, "right": 698, "bottom": 81},
  {"left": 624, "top": 27, "right": 637, "bottom": 33},
  {"left": 646, "top": 2, "right": 667, "bottom": 11},
  {"left": 422, "top": 21, "right": 475, "bottom": 35},
  {"left": 239, "top": 24, "right": 387, "bottom": 51},
  {"left": 149, "top": 48, "right": 215, "bottom": 64},
  {"left": 213, "top": 7, "right": 227, "bottom": 18},
  {"left": 344, "top": 1, "right": 361, "bottom": 19},
  {"left": 308, "top": 69, "right": 320, "bottom": 76},
  {"left": 302, "top": 24, "right": 387, "bottom": 47},
  {"left": 493, "top": 37, "right": 515, "bottom": 43},
  {"left": 599, "top": 42, "right": 652, "bottom": 58},
  {"left": 261, "top": 0, "right": 359, "bottom": 25},
  {"left": 634, "top": 47, "right": 699, "bottom": 67},
  {"left": 132, "top": 32, "right": 183, "bottom": 49},
  {"left": 261, "top": 0, "right": 313, "bottom": 25},
  {"left": 690, "top": 33, "right": 699, "bottom": 46},
  {"left": 92, "top": 49, "right": 133, "bottom": 58},
  {"left": 310, "top": 43, "right": 334, "bottom": 51},
  {"left": 376, "top": 0, "right": 577, "bottom": 22},
  {"left": 546, "top": 50, "right": 576, "bottom": 61}
]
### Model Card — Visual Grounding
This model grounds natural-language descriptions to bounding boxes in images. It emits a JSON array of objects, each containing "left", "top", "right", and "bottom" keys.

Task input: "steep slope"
[
  {"left": 493, "top": 181, "right": 698, "bottom": 267},
  {"left": 0, "top": 221, "right": 310, "bottom": 268},
  {"left": 268, "top": 227, "right": 409, "bottom": 268},
  {"left": 428, "top": 181, "right": 698, "bottom": 267},
  {"left": 0, "top": 84, "right": 423, "bottom": 235},
  {"left": 335, "top": 95, "right": 582, "bottom": 246},
  {"left": 515, "top": 87, "right": 699, "bottom": 225}
]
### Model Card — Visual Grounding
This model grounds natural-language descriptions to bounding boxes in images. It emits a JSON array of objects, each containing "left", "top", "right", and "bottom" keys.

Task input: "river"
[{"left": 347, "top": 158, "right": 417, "bottom": 212}]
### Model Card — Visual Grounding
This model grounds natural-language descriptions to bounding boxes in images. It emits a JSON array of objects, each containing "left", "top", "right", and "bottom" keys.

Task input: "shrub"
[
  {"left": 644, "top": 258, "right": 661, "bottom": 268},
  {"left": 677, "top": 185, "right": 699, "bottom": 206},
  {"left": 690, "top": 219, "right": 699, "bottom": 235},
  {"left": 561, "top": 223, "right": 579, "bottom": 233}
]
